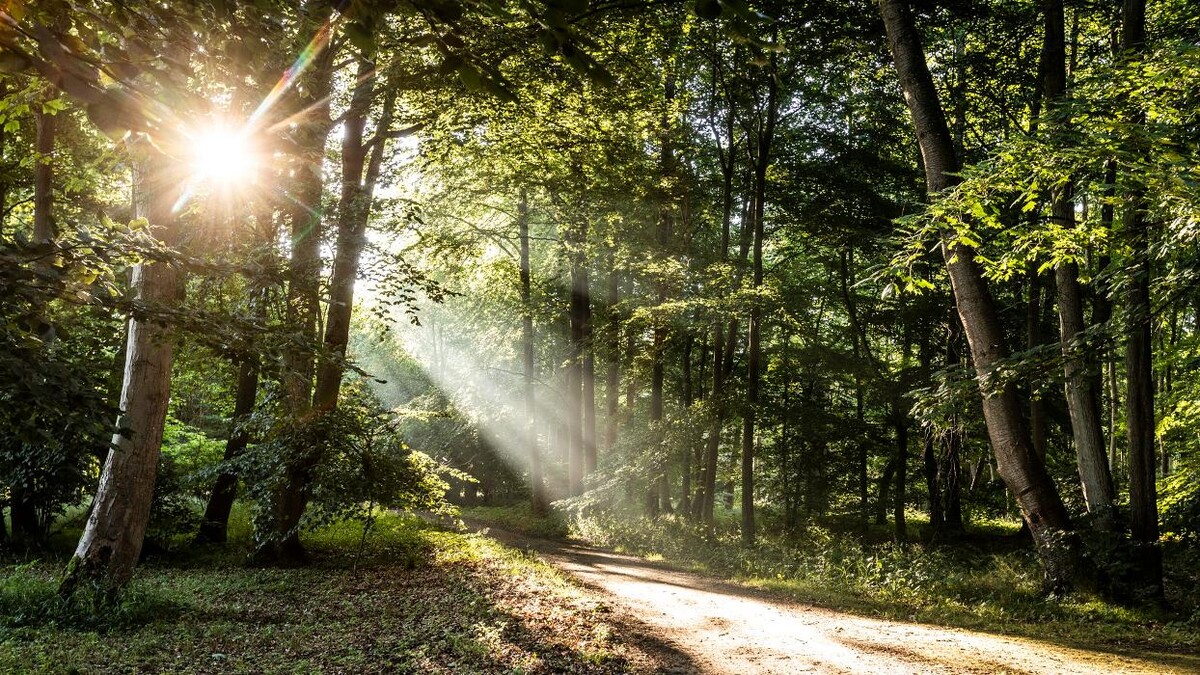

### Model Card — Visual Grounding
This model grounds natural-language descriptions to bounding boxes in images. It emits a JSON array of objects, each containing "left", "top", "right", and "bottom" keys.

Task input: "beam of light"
[
  {"left": 247, "top": 17, "right": 336, "bottom": 130},
  {"left": 373, "top": 297, "right": 594, "bottom": 503}
]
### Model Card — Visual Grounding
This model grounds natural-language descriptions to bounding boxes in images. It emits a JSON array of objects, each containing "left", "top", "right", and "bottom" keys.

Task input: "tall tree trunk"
[
  {"left": 260, "top": 6, "right": 336, "bottom": 564},
  {"left": 12, "top": 84, "right": 60, "bottom": 546},
  {"left": 582, "top": 269, "right": 598, "bottom": 478},
  {"left": 680, "top": 335, "right": 694, "bottom": 514},
  {"left": 880, "top": 0, "right": 1082, "bottom": 591},
  {"left": 695, "top": 103, "right": 738, "bottom": 527},
  {"left": 1041, "top": 0, "right": 1116, "bottom": 520},
  {"left": 1120, "top": 0, "right": 1163, "bottom": 599},
  {"left": 61, "top": 146, "right": 182, "bottom": 596},
  {"left": 567, "top": 218, "right": 589, "bottom": 497},
  {"left": 648, "top": 68, "right": 677, "bottom": 517},
  {"left": 604, "top": 253, "right": 620, "bottom": 456},
  {"left": 520, "top": 191, "right": 546, "bottom": 514},
  {"left": 741, "top": 49, "right": 778, "bottom": 546}
]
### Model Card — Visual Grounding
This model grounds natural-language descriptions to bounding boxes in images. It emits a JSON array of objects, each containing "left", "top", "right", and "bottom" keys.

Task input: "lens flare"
[{"left": 189, "top": 125, "right": 259, "bottom": 184}]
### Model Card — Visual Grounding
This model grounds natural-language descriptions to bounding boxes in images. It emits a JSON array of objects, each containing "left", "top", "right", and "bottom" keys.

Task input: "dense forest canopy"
[{"left": 1, "top": 0, "right": 1198, "bottom": 626}]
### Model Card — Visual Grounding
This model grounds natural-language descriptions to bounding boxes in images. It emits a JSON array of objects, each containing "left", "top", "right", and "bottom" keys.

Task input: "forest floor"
[
  {"left": 0, "top": 514, "right": 690, "bottom": 674},
  {"left": 469, "top": 518, "right": 1200, "bottom": 675}
]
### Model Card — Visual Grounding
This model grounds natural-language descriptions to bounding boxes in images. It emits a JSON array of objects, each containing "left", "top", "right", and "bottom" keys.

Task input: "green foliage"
[{"left": 236, "top": 383, "right": 463, "bottom": 546}]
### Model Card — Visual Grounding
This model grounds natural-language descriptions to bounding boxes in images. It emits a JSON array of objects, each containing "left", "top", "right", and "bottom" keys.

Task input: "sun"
[{"left": 187, "top": 124, "right": 259, "bottom": 185}]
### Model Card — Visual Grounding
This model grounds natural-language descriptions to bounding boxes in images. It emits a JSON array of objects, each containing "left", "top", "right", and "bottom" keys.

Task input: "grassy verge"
[
  {"left": 0, "top": 510, "right": 670, "bottom": 674},
  {"left": 465, "top": 503, "right": 1200, "bottom": 656}
]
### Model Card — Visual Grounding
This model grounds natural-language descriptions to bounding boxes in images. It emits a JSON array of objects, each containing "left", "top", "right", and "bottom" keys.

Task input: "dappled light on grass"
[{"left": 0, "top": 512, "right": 674, "bottom": 673}]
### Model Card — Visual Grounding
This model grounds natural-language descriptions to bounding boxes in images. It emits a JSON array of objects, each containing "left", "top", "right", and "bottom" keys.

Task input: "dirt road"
[{"left": 474, "top": 525, "right": 1198, "bottom": 675}]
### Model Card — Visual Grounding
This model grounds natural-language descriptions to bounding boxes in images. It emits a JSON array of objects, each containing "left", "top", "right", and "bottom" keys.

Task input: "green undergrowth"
[
  {"left": 0, "top": 509, "right": 665, "bottom": 674},
  {"left": 465, "top": 503, "right": 1200, "bottom": 657}
]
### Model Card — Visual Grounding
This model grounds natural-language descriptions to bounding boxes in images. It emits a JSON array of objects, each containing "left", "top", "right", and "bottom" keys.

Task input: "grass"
[
  {"left": 0, "top": 507, "right": 670, "bottom": 674},
  {"left": 465, "top": 502, "right": 1200, "bottom": 657}
]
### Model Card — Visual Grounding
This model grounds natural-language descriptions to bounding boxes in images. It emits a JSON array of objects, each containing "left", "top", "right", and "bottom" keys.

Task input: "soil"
[{"left": 472, "top": 524, "right": 1200, "bottom": 675}]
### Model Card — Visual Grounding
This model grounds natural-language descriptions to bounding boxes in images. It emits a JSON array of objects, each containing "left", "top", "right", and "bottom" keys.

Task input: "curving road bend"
[{"left": 475, "top": 526, "right": 1198, "bottom": 675}]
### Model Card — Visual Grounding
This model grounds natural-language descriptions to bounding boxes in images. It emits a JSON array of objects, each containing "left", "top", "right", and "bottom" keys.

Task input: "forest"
[{"left": 1, "top": 0, "right": 1199, "bottom": 672}]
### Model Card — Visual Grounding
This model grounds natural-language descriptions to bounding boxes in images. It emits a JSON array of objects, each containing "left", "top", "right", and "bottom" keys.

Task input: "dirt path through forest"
[{"left": 472, "top": 524, "right": 1199, "bottom": 674}]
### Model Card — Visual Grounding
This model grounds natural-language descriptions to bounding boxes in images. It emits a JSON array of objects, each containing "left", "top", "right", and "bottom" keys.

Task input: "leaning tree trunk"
[
  {"left": 61, "top": 146, "right": 182, "bottom": 596},
  {"left": 1120, "top": 0, "right": 1163, "bottom": 599},
  {"left": 196, "top": 359, "right": 259, "bottom": 543},
  {"left": 879, "top": 0, "right": 1082, "bottom": 591},
  {"left": 1041, "top": 0, "right": 1116, "bottom": 520}
]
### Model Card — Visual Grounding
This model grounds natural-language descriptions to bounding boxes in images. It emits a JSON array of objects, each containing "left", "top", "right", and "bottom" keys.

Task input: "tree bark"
[
  {"left": 196, "top": 359, "right": 259, "bottom": 543},
  {"left": 694, "top": 96, "right": 738, "bottom": 527},
  {"left": 880, "top": 0, "right": 1082, "bottom": 590},
  {"left": 61, "top": 146, "right": 182, "bottom": 596},
  {"left": 1041, "top": 0, "right": 1116, "bottom": 520},
  {"left": 260, "top": 5, "right": 337, "bottom": 564},
  {"left": 1120, "top": 0, "right": 1163, "bottom": 599},
  {"left": 740, "top": 48, "right": 778, "bottom": 546}
]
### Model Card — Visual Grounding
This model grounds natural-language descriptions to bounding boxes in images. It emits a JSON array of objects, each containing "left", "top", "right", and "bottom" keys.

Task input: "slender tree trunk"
[
  {"left": 880, "top": 0, "right": 1082, "bottom": 590},
  {"left": 604, "top": 254, "right": 620, "bottom": 455},
  {"left": 519, "top": 192, "right": 546, "bottom": 514},
  {"left": 567, "top": 218, "right": 589, "bottom": 497},
  {"left": 942, "top": 316, "right": 965, "bottom": 533},
  {"left": 11, "top": 84, "right": 60, "bottom": 546},
  {"left": 1041, "top": 0, "right": 1116, "bottom": 520},
  {"left": 1121, "top": 0, "right": 1162, "bottom": 598},
  {"left": 582, "top": 267, "right": 598, "bottom": 478},
  {"left": 61, "top": 146, "right": 182, "bottom": 596},
  {"left": 741, "top": 50, "right": 778, "bottom": 546},
  {"left": 197, "top": 359, "right": 259, "bottom": 543},
  {"left": 680, "top": 335, "right": 694, "bottom": 514},
  {"left": 695, "top": 117, "right": 737, "bottom": 527},
  {"left": 260, "top": 7, "right": 336, "bottom": 564},
  {"left": 876, "top": 456, "right": 896, "bottom": 526},
  {"left": 648, "top": 68, "right": 677, "bottom": 517}
]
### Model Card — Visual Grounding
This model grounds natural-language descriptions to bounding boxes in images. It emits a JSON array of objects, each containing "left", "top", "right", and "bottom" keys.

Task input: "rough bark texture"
[
  {"left": 61, "top": 147, "right": 181, "bottom": 595},
  {"left": 879, "top": 0, "right": 1081, "bottom": 590},
  {"left": 1121, "top": 0, "right": 1163, "bottom": 599}
]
